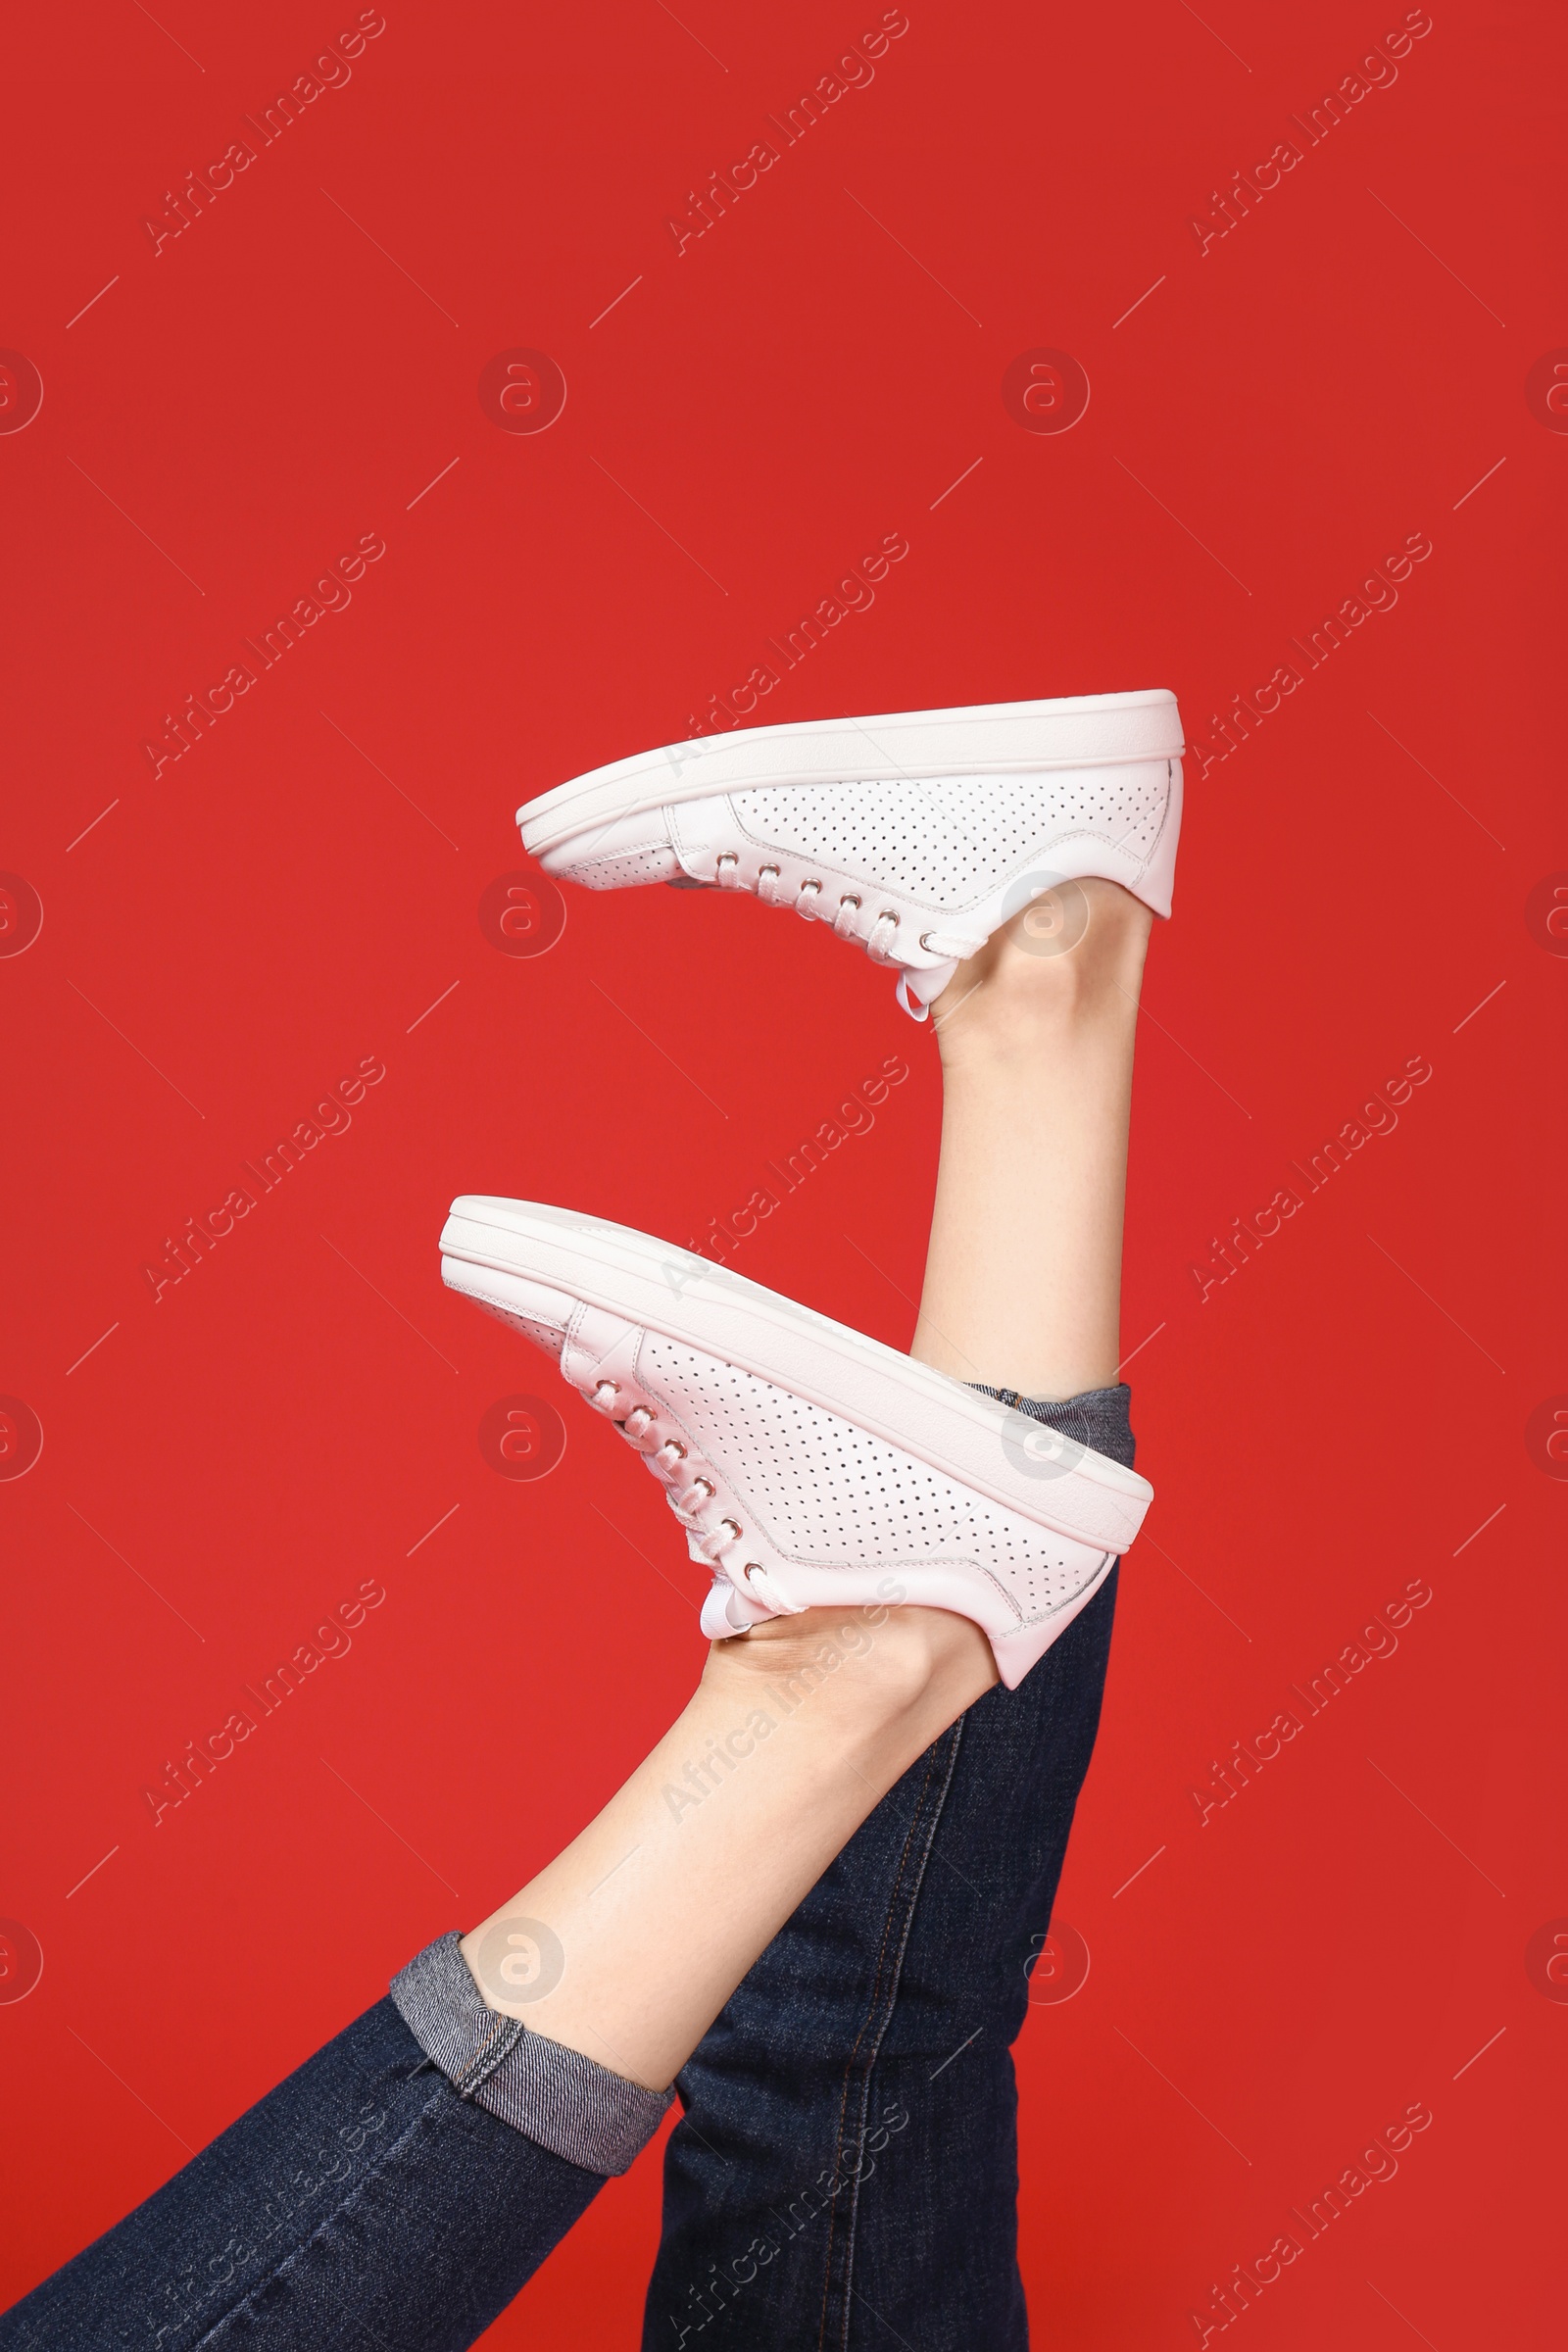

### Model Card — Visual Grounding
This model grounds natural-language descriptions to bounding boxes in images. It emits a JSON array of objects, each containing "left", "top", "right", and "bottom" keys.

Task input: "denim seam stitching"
[
  {"left": 827, "top": 1719, "right": 968, "bottom": 2351},
  {"left": 449, "top": 2009, "right": 528, "bottom": 2098},
  {"left": 813, "top": 1714, "right": 968, "bottom": 2352},
  {"left": 180, "top": 2076, "right": 471, "bottom": 2349},
  {"left": 837, "top": 1717, "right": 969, "bottom": 2348},
  {"left": 811, "top": 1771, "right": 939, "bottom": 2352}
]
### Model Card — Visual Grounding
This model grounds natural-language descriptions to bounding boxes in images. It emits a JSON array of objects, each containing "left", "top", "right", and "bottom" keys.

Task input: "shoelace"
[
  {"left": 712, "top": 853, "right": 982, "bottom": 1022},
  {"left": 581, "top": 1376, "right": 798, "bottom": 1613}
]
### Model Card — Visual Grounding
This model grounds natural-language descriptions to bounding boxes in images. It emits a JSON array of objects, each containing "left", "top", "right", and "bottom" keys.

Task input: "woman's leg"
[
  {"left": 644, "top": 883, "right": 1153, "bottom": 2352},
  {"left": 915, "top": 876, "right": 1152, "bottom": 1398},
  {"left": 455, "top": 1602, "right": 996, "bottom": 2094},
  {"left": 0, "top": 1608, "right": 994, "bottom": 2352}
]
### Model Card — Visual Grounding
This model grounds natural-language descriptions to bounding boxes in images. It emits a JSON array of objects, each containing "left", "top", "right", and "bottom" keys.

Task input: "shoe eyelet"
[
  {"left": 839, "top": 895, "right": 860, "bottom": 910},
  {"left": 798, "top": 880, "right": 820, "bottom": 898},
  {"left": 593, "top": 1381, "right": 619, "bottom": 1404},
  {"left": 720, "top": 1518, "right": 741, "bottom": 1540},
  {"left": 760, "top": 864, "right": 780, "bottom": 880},
  {"left": 692, "top": 1478, "right": 715, "bottom": 1499}
]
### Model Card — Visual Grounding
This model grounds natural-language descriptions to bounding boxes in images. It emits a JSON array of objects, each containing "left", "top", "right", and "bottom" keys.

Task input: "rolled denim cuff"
[
  {"left": 966, "top": 1380, "right": 1137, "bottom": 1472},
  {"left": 390, "top": 1932, "right": 673, "bottom": 2178}
]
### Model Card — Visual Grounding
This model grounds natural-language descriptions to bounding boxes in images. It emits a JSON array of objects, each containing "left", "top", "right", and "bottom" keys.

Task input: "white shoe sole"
[
  {"left": 440, "top": 1196, "right": 1152, "bottom": 1557},
  {"left": 517, "top": 688, "right": 1184, "bottom": 861}
]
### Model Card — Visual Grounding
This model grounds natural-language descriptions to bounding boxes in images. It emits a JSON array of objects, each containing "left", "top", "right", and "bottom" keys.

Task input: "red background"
[{"left": 2, "top": 2, "right": 1562, "bottom": 2342}]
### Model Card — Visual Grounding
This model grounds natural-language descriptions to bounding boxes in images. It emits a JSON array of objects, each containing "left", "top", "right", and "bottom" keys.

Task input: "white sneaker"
[
  {"left": 441, "top": 1197, "right": 1152, "bottom": 1688},
  {"left": 517, "top": 689, "right": 1183, "bottom": 1015}
]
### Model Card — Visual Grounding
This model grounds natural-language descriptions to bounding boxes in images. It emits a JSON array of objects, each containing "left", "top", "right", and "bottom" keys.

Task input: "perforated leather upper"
[
  {"left": 726, "top": 766, "right": 1167, "bottom": 908},
  {"left": 638, "top": 1335, "right": 1101, "bottom": 1620},
  {"left": 567, "top": 844, "right": 678, "bottom": 890}
]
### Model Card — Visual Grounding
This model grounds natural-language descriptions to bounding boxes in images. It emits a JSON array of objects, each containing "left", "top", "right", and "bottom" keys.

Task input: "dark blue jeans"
[
  {"left": 1, "top": 1393, "right": 1128, "bottom": 2352},
  {"left": 0, "top": 1996, "right": 604, "bottom": 2352},
  {"left": 642, "top": 1563, "right": 1118, "bottom": 2352}
]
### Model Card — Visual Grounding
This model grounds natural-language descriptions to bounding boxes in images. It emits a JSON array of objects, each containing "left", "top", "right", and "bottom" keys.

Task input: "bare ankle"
[
  {"left": 706, "top": 1601, "right": 996, "bottom": 1723},
  {"left": 932, "top": 878, "right": 1153, "bottom": 1053}
]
